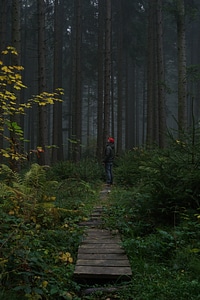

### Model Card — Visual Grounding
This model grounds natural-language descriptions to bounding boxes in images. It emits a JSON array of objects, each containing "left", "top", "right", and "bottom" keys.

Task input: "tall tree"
[
  {"left": 146, "top": 0, "right": 156, "bottom": 147},
  {"left": 0, "top": 0, "right": 9, "bottom": 163},
  {"left": 96, "top": 0, "right": 104, "bottom": 160},
  {"left": 103, "top": 0, "right": 112, "bottom": 148},
  {"left": 10, "top": 0, "right": 21, "bottom": 170},
  {"left": 116, "top": 0, "right": 123, "bottom": 154},
  {"left": 52, "top": 0, "right": 64, "bottom": 163},
  {"left": 71, "top": 0, "right": 82, "bottom": 162},
  {"left": 176, "top": 0, "right": 187, "bottom": 134},
  {"left": 146, "top": 0, "right": 166, "bottom": 148},
  {"left": 37, "top": 0, "right": 49, "bottom": 165},
  {"left": 156, "top": 0, "right": 166, "bottom": 148}
]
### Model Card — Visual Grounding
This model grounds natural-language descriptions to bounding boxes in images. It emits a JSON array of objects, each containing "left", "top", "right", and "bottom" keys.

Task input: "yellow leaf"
[
  {"left": 68, "top": 257, "right": 73, "bottom": 263},
  {"left": 41, "top": 281, "right": 48, "bottom": 288},
  {"left": 0, "top": 259, "right": 8, "bottom": 265},
  {"left": 3, "top": 153, "right": 10, "bottom": 158},
  {"left": 31, "top": 216, "right": 36, "bottom": 223},
  {"left": 13, "top": 85, "right": 22, "bottom": 90}
]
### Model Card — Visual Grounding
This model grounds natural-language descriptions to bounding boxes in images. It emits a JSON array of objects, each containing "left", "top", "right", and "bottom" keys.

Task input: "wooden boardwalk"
[{"left": 74, "top": 187, "right": 132, "bottom": 281}]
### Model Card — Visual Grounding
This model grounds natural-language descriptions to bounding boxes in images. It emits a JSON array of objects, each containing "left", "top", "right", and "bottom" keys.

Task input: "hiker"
[{"left": 103, "top": 137, "right": 115, "bottom": 186}]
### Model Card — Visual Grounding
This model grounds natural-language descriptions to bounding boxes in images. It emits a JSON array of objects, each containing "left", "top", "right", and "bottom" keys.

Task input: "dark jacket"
[{"left": 104, "top": 142, "right": 115, "bottom": 163}]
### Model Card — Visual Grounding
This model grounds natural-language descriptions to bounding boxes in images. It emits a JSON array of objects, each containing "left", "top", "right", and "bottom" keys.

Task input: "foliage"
[
  {"left": 2, "top": 130, "right": 200, "bottom": 299},
  {"left": 48, "top": 158, "right": 104, "bottom": 184},
  {"left": 98, "top": 132, "right": 200, "bottom": 299},
  {"left": 101, "top": 187, "right": 200, "bottom": 299},
  {"left": 0, "top": 46, "right": 64, "bottom": 165},
  {"left": 0, "top": 162, "right": 99, "bottom": 299},
  {"left": 114, "top": 130, "right": 200, "bottom": 224}
]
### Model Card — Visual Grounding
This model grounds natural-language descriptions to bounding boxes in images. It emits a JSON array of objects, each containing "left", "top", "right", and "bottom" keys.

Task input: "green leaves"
[
  {"left": 0, "top": 47, "right": 64, "bottom": 165},
  {"left": 0, "top": 162, "right": 99, "bottom": 299}
]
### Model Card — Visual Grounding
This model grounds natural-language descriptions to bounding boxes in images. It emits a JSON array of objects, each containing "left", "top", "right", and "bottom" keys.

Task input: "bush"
[
  {"left": 114, "top": 141, "right": 200, "bottom": 225},
  {"left": 48, "top": 158, "right": 104, "bottom": 184},
  {"left": 0, "top": 162, "right": 99, "bottom": 299}
]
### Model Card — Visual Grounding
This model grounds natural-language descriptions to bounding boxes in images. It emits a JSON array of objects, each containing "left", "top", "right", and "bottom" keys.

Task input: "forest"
[
  {"left": 1, "top": 0, "right": 200, "bottom": 299},
  {"left": 1, "top": 0, "right": 200, "bottom": 164}
]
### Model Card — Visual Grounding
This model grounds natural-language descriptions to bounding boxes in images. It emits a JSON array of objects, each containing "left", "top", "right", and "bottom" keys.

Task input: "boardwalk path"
[{"left": 74, "top": 186, "right": 132, "bottom": 281}]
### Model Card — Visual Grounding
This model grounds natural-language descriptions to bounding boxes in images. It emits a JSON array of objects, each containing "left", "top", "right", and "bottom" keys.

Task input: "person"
[{"left": 103, "top": 137, "right": 115, "bottom": 186}]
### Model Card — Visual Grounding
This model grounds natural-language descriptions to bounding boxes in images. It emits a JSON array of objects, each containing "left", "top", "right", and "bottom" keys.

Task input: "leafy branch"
[{"left": 0, "top": 46, "right": 64, "bottom": 164}]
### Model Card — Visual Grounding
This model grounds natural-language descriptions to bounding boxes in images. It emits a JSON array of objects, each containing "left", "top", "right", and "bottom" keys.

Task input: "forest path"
[{"left": 73, "top": 185, "right": 132, "bottom": 283}]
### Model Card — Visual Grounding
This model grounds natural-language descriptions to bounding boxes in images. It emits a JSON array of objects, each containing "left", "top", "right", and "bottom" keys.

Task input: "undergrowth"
[
  {"left": 1, "top": 133, "right": 200, "bottom": 299},
  {"left": 0, "top": 161, "right": 101, "bottom": 300}
]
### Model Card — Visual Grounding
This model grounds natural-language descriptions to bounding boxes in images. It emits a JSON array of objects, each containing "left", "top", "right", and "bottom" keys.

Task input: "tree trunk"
[
  {"left": 37, "top": 0, "right": 49, "bottom": 165},
  {"left": 146, "top": 0, "right": 155, "bottom": 147},
  {"left": 176, "top": 0, "right": 187, "bottom": 134},
  {"left": 0, "top": 0, "right": 8, "bottom": 163},
  {"left": 156, "top": 0, "right": 166, "bottom": 148},
  {"left": 96, "top": 0, "right": 104, "bottom": 161},
  {"left": 116, "top": 0, "right": 123, "bottom": 155},
  {"left": 103, "top": 0, "right": 111, "bottom": 148},
  {"left": 10, "top": 0, "right": 21, "bottom": 171},
  {"left": 71, "top": 0, "right": 82, "bottom": 162},
  {"left": 52, "top": 0, "right": 64, "bottom": 163}
]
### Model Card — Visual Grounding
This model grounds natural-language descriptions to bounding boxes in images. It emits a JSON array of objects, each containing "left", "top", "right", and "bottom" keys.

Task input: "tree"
[
  {"left": 0, "top": 46, "right": 63, "bottom": 167},
  {"left": 96, "top": 0, "right": 104, "bottom": 160},
  {"left": 176, "top": 0, "right": 187, "bottom": 134},
  {"left": 103, "top": 0, "right": 112, "bottom": 149},
  {"left": 37, "top": 0, "right": 49, "bottom": 165},
  {"left": 0, "top": 0, "right": 9, "bottom": 163},
  {"left": 52, "top": 0, "right": 64, "bottom": 163},
  {"left": 146, "top": 0, "right": 166, "bottom": 148},
  {"left": 156, "top": 0, "right": 166, "bottom": 148},
  {"left": 10, "top": 0, "right": 21, "bottom": 170},
  {"left": 71, "top": 0, "right": 82, "bottom": 162},
  {"left": 146, "top": 0, "right": 156, "bottom": 147},
  {"left": 116, "top": 0, "right": 123, "bottom": 154}
]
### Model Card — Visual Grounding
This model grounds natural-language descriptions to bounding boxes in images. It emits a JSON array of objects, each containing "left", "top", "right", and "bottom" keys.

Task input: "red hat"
[{"left": 108, "top": 137, "right": 114, "bottom": 143}]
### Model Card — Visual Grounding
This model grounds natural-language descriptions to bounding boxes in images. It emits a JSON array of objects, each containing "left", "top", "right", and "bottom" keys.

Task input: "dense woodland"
[
  {"left": 1, "top": 0, "right": 200, "bottom": 165},
  {"left": 2, "top": 1, "right": 200, "bottom": 299}
]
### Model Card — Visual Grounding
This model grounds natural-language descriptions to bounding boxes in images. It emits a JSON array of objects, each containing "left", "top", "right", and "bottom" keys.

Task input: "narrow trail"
[{"left": 74, "top": 185, "right": 132, "bottom": 286}]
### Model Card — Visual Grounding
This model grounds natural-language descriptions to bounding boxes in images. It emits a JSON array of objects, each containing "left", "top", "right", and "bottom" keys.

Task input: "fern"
[{"left": 24, "top": 163, "right": 47, "bottom": 189}]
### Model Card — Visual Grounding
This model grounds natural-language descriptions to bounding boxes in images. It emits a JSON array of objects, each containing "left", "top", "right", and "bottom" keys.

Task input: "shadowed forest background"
[
  {"left": 1, "top": 0, "right": 200, "bottom": 165},
  {"left": 2, "top": 1, "right": 200, "bottom": 300}
]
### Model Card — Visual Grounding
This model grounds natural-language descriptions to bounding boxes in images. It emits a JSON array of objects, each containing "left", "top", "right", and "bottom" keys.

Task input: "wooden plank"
[
  {"left": 78, "top": 247, "right": 125, "bottom": 254},
  {"left": 77, "top": 253, "right": 128, "bottom": 260},
  {"left": 85, "top": 229, "right": 114, "bottom": 236},
  {"left": 82, "top": 238, "right": 121, "bottom": 244},
  {"left": 74, "top": 202, "right": 132, "bottom": 281},
  {"left": 74, "top": 266, "right": 132, "bottom": 277},
  {"left": 76, "top": 259, "right": 131, "bottom": 267},
  {"left": 80, "top": 243, "right": 123, "bottom": 249}
]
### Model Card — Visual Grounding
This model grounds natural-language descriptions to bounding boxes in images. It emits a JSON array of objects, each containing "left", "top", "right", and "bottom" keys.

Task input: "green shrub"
[
  {"left": 0, "top": 162, "right": 99, "bottom": 299},
  {"left": 114, "top": 140, "right": 200, "bottom": 225},
  {"left": 48, "top": 158, "right": 104, "bottom": 184}
]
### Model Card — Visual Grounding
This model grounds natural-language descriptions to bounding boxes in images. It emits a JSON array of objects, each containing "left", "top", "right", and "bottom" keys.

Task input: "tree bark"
[
  {"left": 37, "top": 0, "right": 50, "bottom": 165},
  {"left": 0, "top": 0, "right": 9, "bottom": 163},
  {"left": 176, "top": 0, "right": 187, "bottom": 134},
  {"left": 146, "top": 0, "right": 155, "bottom": 147},
  {"left": 96, "top": 0, "right": 104, "bottom": 160},
  {"left": 117, "top": 0, "right": 123, "bottom": 154},
  {"left": 103, "top": 0, "right": 111, "bottom": 148},
  {"left": 156, "top": 0, "right": 166, "bottom": 148},
  {"left": 52, "top": 0, "right": 64, "bottom": 163},
  {"left": 71, "top": 0, "right": 82, "bottom": 162},
  {"left": 10, "top": 0, "right": 21, "bottom": 170}
]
